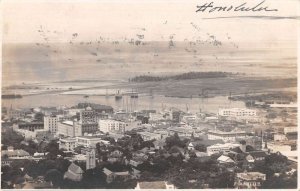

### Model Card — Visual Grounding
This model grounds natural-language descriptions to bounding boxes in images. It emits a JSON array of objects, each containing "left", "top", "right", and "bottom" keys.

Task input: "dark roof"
[
  {"left": 248, "top": 151, "right": 267, "bottom": 158},
  {"left": 230, "top": 147, "right": 244, "bottom": 154},
  {"left": 138, "top": 181, "right": 166, "bottom": 189}
]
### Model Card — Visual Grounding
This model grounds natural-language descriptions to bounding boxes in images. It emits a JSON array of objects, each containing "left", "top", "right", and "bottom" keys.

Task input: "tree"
[
  {"left": 165, "top": 133, "right": 185, "bottom": 149},
  {"left": 194, "top": 144, "right": 207, "bottom": 152},
  {"left": 74, "top": 145, "right": 85, "bottom": 154},
  {"left": 45, "top": 141, "right": 61, "bottom": 159},
  {"left": 45, "top": 169, "right": 63, "bottom": 188}
]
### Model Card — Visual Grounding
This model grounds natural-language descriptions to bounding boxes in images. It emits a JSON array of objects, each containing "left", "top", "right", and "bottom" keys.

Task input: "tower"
[{"left": 86, "top": 148, "right": 96, "bottom": 170}]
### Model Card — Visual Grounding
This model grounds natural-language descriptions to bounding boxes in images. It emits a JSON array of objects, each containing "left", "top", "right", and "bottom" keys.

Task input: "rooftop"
[{"left": 237, "top": 172, "right": 266, "bottom": 181}]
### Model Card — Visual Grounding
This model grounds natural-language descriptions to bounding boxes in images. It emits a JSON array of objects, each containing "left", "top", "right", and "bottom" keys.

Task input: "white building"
[
  {"left": 273, "top": 133, "right": 287, "bottom": 141},
  {"left": 99, "top": 119, "right": 126, "bottom": 133},
  {"left": 14, "top": 128, "right": 48, "bottom": 140},
  {"left": 207, "top": 129, "right": 246, "bottom": 142},
  {"left": 207, "top": 143, "right": 240, "bottom": 156},
  {"left": 75, "top": 136, "right": 107, "bottom": 148},
  {"left": 86, "top": 148, "right": 96, "bottom": 170},
  {"left": 59, "top": 137, "right": 76, "bottom": 151},
  {"left": 219, "top": 108, "right": 256, "bottom": 118},
  {"left": 44, "top": 115, "right": 58, "bottom": 135},
  {"left": 137, "top": 132, "right": 162, "bottom": 141},
  {"left": 149, "top": 113, "right": 165, "bottom": 121},
  {"left": 235, "top": 172, "right": 266, "bottom": 189},
  {"left": 267, "top": 142, "right": 292, "bottom": 153},
  {"left": 284, "top": 126, "right": 297, "bottom": 134}
]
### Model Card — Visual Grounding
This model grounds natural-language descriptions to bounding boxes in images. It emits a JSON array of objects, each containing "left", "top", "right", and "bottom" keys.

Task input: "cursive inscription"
[{"left": 196, "top": 0, "right": 278, "bottom": 13}]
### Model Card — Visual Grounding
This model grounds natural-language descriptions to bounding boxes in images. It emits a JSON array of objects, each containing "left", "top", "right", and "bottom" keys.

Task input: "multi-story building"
[
  {"left": 99, "top": 119, "right": 127, "bottom": 133},
  {"left": 15, "top": 122, "right": 44, "bottom": 131},
  {"left": 235, "top": 172, "right": 266, "bottom": 189},
  {"left": 207, "top": 129, "right": 247, "bottom": 142},
  {"left": 44, "top": 115, "right": 58, "bottom": 135},
  {"left": 57, "top": 121, "right": 78, "bottom": 137},
  {"left": 218, "top": 108, "right": 256, "bottom": 118},
  {"left": 14, "top": 128, "right": 49, "bottom": 140},
  {"left": 86, "top": 148, "right": 96, "bottom": 170},
  {"left": 75, "top": 136, "right": 105, "bottom": 148},
  {"left": 59, "top": 137, "right": 77, "bottom": 151},
  {"left": 57, "top": 120, "right": 98, "bottom": 137},
  {"left": 80, "top": 107, "right": 97, "bottom": 124},
  {"left": 207, "top": 143, "right": 240, "bottom": 156}
]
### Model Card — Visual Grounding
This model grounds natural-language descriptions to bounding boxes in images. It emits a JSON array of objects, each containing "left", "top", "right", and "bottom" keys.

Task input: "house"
[
  {"left": 135, "top": 181, "right": 176, "bottom": 189},
  {"left": 103, "top": 168, "right": 131, "bottom": 183},
  {"left": 245, "top": 151, "right": 267, "bottom": 163},
  {"left": 234, "top": 172, "right": 266, "bottom": 189},
  {"left": 1, "top": 147, "right": 30, "bottom": 158},
  {"left": 217, "top": 155, "right": 235, "bottom": 164},
  {"left": 64, "top": 163, "right": 83, "bottom": 181},
  {"left": 207, "top": 143, "right": 240, "bottom": 156},
  {"left": 194, "top": 151, "right": 208, "bottom": 158}
]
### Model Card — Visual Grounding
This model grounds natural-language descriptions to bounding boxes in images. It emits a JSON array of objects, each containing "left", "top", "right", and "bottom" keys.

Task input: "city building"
[
  {"left": 86, "top": 148, "right": 96, "bottom": 170},
  {"left": 14, "top": 122, "right": 44, "bottom": 131},
  {"left": 103, "top": 168, "right": 131, "bottom": 183},
  {"left": 149, "top": 113, "right": 165, "bottom": 121},
  {"left": 59, "top": 137, "right": 76, "bottom": 151},
  {"left": 137, "top": 132, "right": 162, "bottom": 141},
  {"left": 80, "top": 107, "right": 98, "bottom": 124},
  {"left": 1, "top": 147, "right": 30, "bottom": 158},
  {"left": 218, "top": 108, "right": 256, "bottom": 118},
  {"left": 234, "top": 172, "right": 266, "bottom": 189},
  {"left": 284, "top": 126, "right": 297, "bottom": 134},
  {"left": 207, "top": 129, "right": 247, "bottom": 142},
  {"left": 274, "top": 133, "right": 287, "bottom": 141},
  {"left": 207, "top": 143, "right": 240, "bottom": 156},
  {"left": 44, "top": 115, "right": 58, "bottom": 135},
  {"left": 135, "top": 181, "right": 176, "bottom": 189},
  {"left": 57, "top": 121, "right": 77, "bottom": 137},
  {"left": 75, "top": 136, "right": 106, "bottom": 148},
  {"left": 14, "top": 128, "right": 49, "bottom": 140},
  {"left": 168, "top": 127, "right": 195, "bottom": 137},
  {"left": 99, "top": 119, "right": 127, "bottom": 133}
]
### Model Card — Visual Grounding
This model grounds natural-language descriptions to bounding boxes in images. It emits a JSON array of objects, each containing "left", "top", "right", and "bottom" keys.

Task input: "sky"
[
  {"left": 2, "top": 0, "right": 299, "bottom": 44},
  {"left": 1, "top": 0, "right": 299, "bottom": 86}
]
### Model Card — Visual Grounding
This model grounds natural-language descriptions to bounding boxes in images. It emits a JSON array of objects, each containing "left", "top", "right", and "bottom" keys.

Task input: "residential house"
[
  {"left": 64, "top": 163, "right": 83, "bottom": 181},
  {"left": 245, "top": 151, "right": 267, "bottom": 163},
  {"left": 103, "top": 168, "right": 131, "bottom": 183},
  {"left": 2, "top": 147, "right": 30, "bottom": 158},
  {"left": 234, "top": 172, "right": 266, "bottom": 189},
  {"left": 217, "top": 155, "right": 235, "bottom": 164}
]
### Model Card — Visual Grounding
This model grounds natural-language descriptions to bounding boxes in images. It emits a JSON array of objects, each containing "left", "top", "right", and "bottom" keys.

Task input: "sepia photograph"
[{"left": 1, "top": 0, "right": 298, "bottom": 189}]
